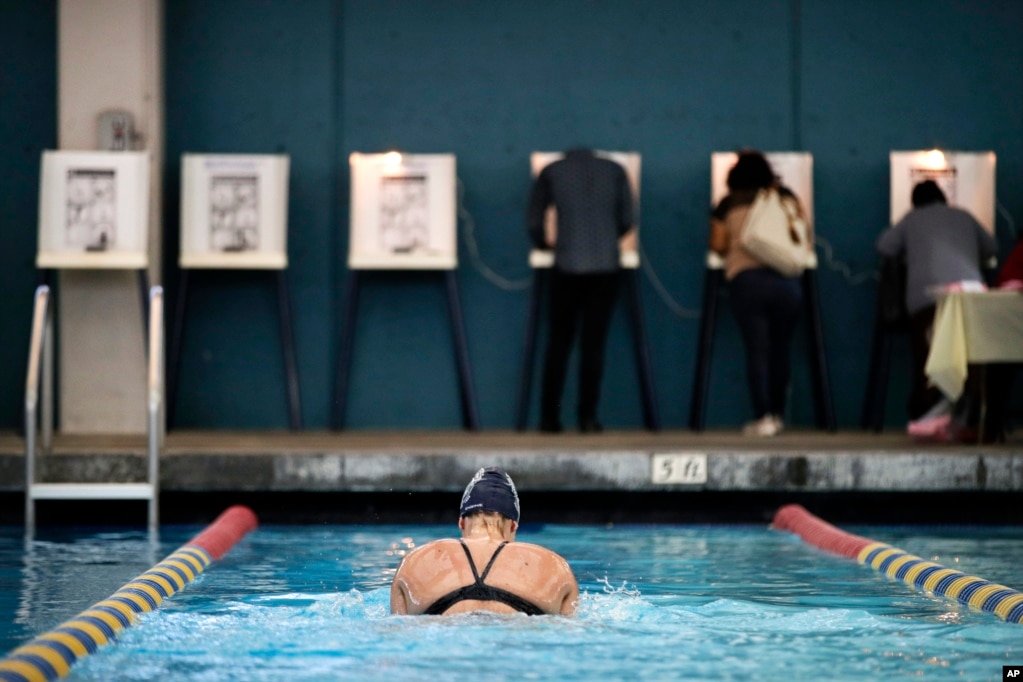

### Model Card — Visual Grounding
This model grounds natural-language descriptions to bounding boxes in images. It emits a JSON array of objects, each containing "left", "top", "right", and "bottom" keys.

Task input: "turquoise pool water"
[{"left": 2, "top": 523, "right": 1021, "bottom": 681}]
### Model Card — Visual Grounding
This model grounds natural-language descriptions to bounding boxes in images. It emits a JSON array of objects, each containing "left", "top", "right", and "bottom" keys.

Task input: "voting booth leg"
[
  {"left": 802, "top": 271, "right": 837, "bottom": 432},
  {"left": 626, "top": 270, "right": 660, "bottom": 431},
  {"left": 331, "top": 271, "right": 361, "bottom": 430},
  {"left": 138, "top": 269, "right": 151, "bottom": 345},
  {"left": 332, "top": 271, "right": 479, "bottom": 431},
  {"left": 873, "top": 332, "right": 894, "bottom": 432},
  {"left": 976, "top": 365, "right": 988, "bottom": 444},
  {"left": 445, "top": 271, "right": 480, "bottom": 431},
  {"left": 276, "top": 271, "right": 303, "bottom": 430},
  {"left": 689, "top": 268, "right": 722, "bottom": 431},
  {"left": 167, "top": 270, "right": 303, "bottom": 431},
  {"left": 860, "top": 316, "right": 888, "bottom": 432},
  {"left": 515, "top": 270, "right": 547, "bottom": 431},
  {"left": 166, "top": 269, "right": 191, "bottom": 429}
]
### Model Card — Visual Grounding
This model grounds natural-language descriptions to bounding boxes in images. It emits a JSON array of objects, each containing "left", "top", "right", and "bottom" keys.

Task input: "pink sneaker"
[{"left": 907, "top": 414, "right": 952, "bottom": 443}]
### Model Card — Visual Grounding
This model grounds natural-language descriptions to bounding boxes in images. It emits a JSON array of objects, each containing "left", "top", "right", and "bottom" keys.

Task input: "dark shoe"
[
  {"left": 579, "top": 418, "right": 603, "bottom": 433},
  {"left": 539, "top": 420, "right": 562, "bottom": 434}
]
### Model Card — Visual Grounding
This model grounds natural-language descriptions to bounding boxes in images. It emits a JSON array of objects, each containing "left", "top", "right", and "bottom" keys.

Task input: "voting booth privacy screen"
[
  {"left": 890, "top": 150, "right": 996, "bottom": 233},
  {"left": 37, "top": 150, "right": 150, "bottom": 269},
  {"left": 348, "top": 153, "right": 457, "bottom": 270},
  {"left": 711, "top": 151, "right": 815, "bottom": 228},
  {"left": 180, "top": 154, "right": 290, "bottom": 269}
]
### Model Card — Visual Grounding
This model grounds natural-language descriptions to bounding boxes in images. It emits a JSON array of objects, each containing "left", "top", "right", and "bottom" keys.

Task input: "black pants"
[
  {"left": 908, "top": 305, "right": 942, "bottom": 420},
  {"left": 728, "top": 267, "right": 802, "bottom": 420},
  {"left": 540, "top": 269, "right": 620, "bottom": 429}
]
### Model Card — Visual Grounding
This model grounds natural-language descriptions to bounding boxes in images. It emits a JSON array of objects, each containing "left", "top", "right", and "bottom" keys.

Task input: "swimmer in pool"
[{"left": 390, "top": 466, "right": 579, "bottom": 616}]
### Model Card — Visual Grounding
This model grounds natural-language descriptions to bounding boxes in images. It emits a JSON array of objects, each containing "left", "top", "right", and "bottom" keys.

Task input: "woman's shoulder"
[
  {"left": 508, "top": 540, "right": 567, "bottom": 561},
  {"left": 402, "top": 538, "right": 459, "bottom": 562},
  {"left": 713, "top": 189, "right": 758, "bottom": 219}
]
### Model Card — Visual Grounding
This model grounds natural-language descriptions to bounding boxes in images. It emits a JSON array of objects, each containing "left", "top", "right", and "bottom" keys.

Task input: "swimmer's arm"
[
  {"left": 390, "top": 582, "right": 409, "bottom": 615},
  {"left": 390, "top": 558, "right": 410, "bottom": 615},
  {"left": 558, "top": 561, "right": 580, "bottom": 616},
  {"left": 559, "top": 580, "right": 579, "bottom": 616}
]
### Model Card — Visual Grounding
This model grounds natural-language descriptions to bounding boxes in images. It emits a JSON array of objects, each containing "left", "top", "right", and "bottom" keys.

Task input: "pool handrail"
[
  {"left": 146, "top": 286, "right": 164, "bottom": 531},
  {"left": 24, "top": 285, "right": 53, "bottom": 530},
  {"left": 24, "top": 285, "right": 164, "bottom": 534}
]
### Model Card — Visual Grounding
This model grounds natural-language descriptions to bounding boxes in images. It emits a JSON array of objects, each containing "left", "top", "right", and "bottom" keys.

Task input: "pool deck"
[
  {"left": 2, "top": 427, "right": 1021, "bottom": 492},
  {"left": 2, "top": 428, "right": 1020, "bottom": 524}
]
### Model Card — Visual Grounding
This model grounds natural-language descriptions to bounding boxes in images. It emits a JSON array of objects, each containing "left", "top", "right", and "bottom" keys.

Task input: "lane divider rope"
[
  {"left": 772, "top": 503, "right": 1023, "bottom": 624},
  {"left": 0, "top": 505, "right": 258, "bottom": 682}
]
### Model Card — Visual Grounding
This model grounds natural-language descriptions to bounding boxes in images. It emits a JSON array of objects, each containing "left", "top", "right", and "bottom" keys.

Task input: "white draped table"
[{"left": 925, "top": 290, "right": 1023, "bottom": 401}]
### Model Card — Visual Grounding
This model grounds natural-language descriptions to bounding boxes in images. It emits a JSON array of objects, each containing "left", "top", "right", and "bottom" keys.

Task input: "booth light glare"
[
  {"left": 383, "top": 151, "right": 403, "bottom": 166},
  {"left": 921, "top": 148, "right": 947, "bottom": 170}
]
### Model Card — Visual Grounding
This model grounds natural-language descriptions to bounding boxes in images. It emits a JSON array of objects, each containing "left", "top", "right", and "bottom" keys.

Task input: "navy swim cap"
[{"left": 459, "top": 467, "right": 520, "bottom": 523}]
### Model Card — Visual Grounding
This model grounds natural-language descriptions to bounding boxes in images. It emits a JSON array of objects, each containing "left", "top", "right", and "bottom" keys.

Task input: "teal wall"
[
  {"left": 3, "top": 1, "right": 1022, "bottom": 430},
  {"left": 0, "top": 1, "right": 55, "bottom": 428}
]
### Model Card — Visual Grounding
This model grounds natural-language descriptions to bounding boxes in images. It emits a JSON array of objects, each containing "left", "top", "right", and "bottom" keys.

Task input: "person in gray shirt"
[
  {"left": 876, "top": 180, "right": 997, "bottom": 419},
  {"left": 527, "top": 148, "right": 634, "bottom": 433}
]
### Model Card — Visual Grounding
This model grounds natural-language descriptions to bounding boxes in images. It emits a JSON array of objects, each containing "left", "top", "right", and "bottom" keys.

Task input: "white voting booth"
[
  {"left": 180, "top": 154, "right": 290, "bottom": 269},
  {"left": 334, "top": 152, "right": 477, "bottom": 429},
  {"left": 516, "top": 150, "right": 658, "bottom": 431},
  {"left": 38, "top": 150, "right": 150, "bottom": 269},
  {"left": 890, "top": 150, "right": 996, "bottom": 233},
  {"left": 692, "top": 151, "right": 835, "bottom": 432},
  {"left": 862, "top": 150, "right": 997, "bottom": 431},
  {"left": 170, "top": 153, "right": 302, "bottom": 430},
  {"left": 348, "top": 152, "right": 458, "bottom": 270}
]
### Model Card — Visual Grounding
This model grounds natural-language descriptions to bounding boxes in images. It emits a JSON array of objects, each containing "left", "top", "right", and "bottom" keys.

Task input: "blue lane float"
[
  {"left": 0, "top": 505, "right": 258, "bottom": 682},
  {"left": 773, "top": 503, "right": 1023, "bottom": 624},
  {"left": 856, "top": 541, "right": 1023, "bottom": 623}
]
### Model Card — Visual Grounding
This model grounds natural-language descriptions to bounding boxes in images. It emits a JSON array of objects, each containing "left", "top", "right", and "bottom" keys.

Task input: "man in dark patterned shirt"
[{"left": 527, "top": 148, "right": 634, "bottom": 433}]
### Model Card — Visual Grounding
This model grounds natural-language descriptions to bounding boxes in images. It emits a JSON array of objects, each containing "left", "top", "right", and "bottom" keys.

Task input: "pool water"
[{"left": 2, "top": 523, "right": 1021, "bottom": 681}]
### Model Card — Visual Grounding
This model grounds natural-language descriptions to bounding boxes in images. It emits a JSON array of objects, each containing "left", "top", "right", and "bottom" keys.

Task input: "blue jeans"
[{"left": 728, "top": 268, "right": 802, "bottom": 419}]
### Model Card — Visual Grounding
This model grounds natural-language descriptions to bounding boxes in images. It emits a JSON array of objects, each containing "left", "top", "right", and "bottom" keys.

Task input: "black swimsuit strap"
[
  {"left": 457, "top": 540, "right": 480, "bottom": 581},
  {"left": 458, "top": 539, "right": 508, "bottom": 584}
]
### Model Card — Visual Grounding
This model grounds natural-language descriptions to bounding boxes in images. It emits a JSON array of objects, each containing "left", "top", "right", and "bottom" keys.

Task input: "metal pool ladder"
[{"left": 24, "top": 285, "right": 164, "bottom": 534}]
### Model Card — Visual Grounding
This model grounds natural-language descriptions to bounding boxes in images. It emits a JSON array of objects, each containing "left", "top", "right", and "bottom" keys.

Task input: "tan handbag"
[{"left": 739, "top": 188, "right": 811, "bottom": 277}]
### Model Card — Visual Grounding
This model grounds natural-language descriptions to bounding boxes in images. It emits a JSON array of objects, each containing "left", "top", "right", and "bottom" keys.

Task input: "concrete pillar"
[{"left": 57, "top": 0, "right": 163, "bottom": 433}]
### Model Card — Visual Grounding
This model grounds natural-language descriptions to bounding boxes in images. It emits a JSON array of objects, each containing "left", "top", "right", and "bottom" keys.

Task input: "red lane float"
[
  {"left": 188, "top": 504, "right": 259, "bottom": 560},
  {"left": 771, "top": 503, "right": 873, "bottom": 558}
]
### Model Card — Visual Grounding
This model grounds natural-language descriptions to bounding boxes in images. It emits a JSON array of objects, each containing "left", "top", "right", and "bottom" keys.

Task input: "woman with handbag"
[{"left": 709, "top": 150, "right": 812, "bottom": 436}]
